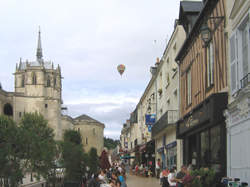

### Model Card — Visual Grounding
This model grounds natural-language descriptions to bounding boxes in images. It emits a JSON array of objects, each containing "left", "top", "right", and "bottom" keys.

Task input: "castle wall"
[{"left": 74, "top": 121, "right": 104, "bottom": 156}]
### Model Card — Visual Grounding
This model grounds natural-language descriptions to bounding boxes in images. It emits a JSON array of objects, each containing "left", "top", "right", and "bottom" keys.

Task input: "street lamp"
[{"left": 201, "top": 23, "right": 211, "bottom": 46}]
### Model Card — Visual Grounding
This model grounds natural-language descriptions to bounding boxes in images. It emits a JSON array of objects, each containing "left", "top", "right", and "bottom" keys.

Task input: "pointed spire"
[{"left": 36, "top": 26, "right": 43, "bottom": 62}]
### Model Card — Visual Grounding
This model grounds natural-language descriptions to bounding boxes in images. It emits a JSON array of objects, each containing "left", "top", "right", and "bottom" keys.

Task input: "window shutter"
[{"left": 230, "top": 33, "right": 238, "bottom": 94}]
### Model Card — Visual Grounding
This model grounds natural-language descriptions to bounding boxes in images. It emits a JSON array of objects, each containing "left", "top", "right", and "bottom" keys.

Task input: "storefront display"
[{"left": 177, "top": 93, "right": 227, "bottom": 175}]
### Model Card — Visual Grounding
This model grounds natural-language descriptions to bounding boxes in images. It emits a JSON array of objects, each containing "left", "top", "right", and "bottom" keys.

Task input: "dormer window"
[{"left": 32, "top": 73, "right": 37, "bottom": 85}]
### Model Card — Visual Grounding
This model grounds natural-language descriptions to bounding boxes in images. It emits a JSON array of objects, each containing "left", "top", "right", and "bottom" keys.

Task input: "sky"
[{"left": 0, "top": 0, "right": 181, "bottom": 139}]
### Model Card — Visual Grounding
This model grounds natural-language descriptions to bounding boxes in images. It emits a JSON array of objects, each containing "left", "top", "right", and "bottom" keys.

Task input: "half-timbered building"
[{"left": 176, "top": 0, "right": 228, "bottom": 177}]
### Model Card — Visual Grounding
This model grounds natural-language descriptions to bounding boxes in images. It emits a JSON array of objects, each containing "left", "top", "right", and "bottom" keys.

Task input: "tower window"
[
  {"left": 21, "top": 75, "right": 25, "bottom": 87},
  {"left": 86, "top": 137, "right": 88, "bottom": 145},
  {"left": 54, "top": 77, "right": 56, "bottom": 87},
  {"left": 47, "top": 76, "right": 51, "bottom": 87},
  {"left": 19, "top": 112, "right": 22, "bottom": 118},
  {"left": 45, "top": 104, "right": 48, "bottom": 108},
  {"left": 32, "top": 73, "right": 37, "bottom": 85},
  {"left": 93, "top": 128, "right": 96, "bottom": 135}
]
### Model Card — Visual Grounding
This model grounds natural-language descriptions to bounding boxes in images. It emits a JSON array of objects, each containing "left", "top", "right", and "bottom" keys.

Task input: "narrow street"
[{"left": 126, "top": 174, "right": 160, "bottom": 187}]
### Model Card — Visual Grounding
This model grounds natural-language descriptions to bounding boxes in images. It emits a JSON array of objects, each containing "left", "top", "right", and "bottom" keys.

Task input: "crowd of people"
[
  {"left": 87, "top": 163, "right": 127, "bottom": 187},
  {"left": 159, "top": 165, "right": 193, "bottom": 187}
]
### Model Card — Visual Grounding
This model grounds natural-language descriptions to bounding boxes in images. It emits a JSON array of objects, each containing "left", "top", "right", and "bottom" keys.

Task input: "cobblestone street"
[{"left": 126, "top": 174, "right": 160, "bottom": 187}]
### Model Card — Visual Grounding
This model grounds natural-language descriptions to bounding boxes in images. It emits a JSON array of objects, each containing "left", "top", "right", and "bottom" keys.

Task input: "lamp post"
[{"left": 201, "top": 23, "right": 211, "bottom": 46}]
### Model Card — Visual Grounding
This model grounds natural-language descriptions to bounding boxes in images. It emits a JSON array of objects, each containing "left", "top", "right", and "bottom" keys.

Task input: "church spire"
[{"left": 36, "top": 27, "right": 43, "bottom": 62}]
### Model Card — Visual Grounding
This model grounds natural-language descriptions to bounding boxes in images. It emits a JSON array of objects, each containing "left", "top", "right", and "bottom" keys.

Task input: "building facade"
[
  {"left": 152, "top": 21, "right": 186, "bottom": 171},
  {"left": 176, "top": 0, "right": 228, "bottom": 177},
  {"left": 225, "top": 0, "right": 250, "bottom": 183}
]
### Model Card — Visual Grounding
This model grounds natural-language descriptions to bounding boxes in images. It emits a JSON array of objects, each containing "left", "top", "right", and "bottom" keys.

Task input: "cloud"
[{"left": 0, "top": 0, "right": 181, "bottom": 139}]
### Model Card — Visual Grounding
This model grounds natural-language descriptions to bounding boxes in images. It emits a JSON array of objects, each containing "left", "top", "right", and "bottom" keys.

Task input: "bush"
[{"left": 190, "top": 168, "right": 216, "bottom": 187}]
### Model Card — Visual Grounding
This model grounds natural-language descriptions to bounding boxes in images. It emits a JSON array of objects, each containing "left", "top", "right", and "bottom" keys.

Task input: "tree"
[
  {"left": 104, "top": 137, "right": 119, "bottom": 150},
  {"left": 88, "top": 148, "right": 99, "bottom": 175},
  {"left": 61, "top": 130, "right": 85, "bottom": 181},
  {"left": 0, "top": 115, "right": 23, "bottom": 187},
  {"left": 19, "top": 112, "right": 57, "bottom": 181},
  {"left": 100, "top": 149, "right": 111, "bottom": 170}
]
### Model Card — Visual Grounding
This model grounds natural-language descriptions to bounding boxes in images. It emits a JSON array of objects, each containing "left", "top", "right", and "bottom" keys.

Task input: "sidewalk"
[{"left": 126, "top": 174, "right": 161, "bottom": 187}]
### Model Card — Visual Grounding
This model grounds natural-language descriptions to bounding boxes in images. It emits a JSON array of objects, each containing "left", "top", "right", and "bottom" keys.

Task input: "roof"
[
  {"left": 180, "top": 1, "right": 203, "bottom": 13},
  {"left": 74, "top": 114, "right": 104, "bottom": 125},
  {"left": 176, "top": 0, "right": 221, "bottom": 62}
]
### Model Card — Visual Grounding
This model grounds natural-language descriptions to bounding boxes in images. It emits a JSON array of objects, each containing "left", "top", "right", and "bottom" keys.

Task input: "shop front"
[
  {"left": 177, "top": 93, "right": 227, "bottom": 176},
  {"left": 165, "top": 141, "right": 177, "bottom": 170}
]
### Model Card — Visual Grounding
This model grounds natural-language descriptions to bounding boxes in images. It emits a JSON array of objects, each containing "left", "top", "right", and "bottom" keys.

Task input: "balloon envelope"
[{"left": 117, "top": 64, "right": 125, "bottom": 75}]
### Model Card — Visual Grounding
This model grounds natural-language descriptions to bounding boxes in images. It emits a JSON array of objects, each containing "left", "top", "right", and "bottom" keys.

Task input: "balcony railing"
[
  {"left": 152, "top": 110, "right": 178, "bottom": 137},
  {"left": 240, "top": 73, "right": 250, "bottom": 89}
]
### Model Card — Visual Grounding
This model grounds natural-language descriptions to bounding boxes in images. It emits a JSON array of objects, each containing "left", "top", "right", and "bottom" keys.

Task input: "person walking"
[{"left": 156, "top": 159, "right": 161, "bottom": 179}]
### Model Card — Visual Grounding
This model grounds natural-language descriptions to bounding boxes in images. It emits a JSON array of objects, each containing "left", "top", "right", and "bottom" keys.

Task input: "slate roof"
[
  {"left": 74, "top": 114, "right": 103, "bottom": 125},
  {"left": 180, "top": 1, "right": 203, "bottom": 13}
]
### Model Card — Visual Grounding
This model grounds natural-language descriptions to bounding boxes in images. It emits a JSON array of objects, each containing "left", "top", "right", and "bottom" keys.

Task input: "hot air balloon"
[{"left": 117, "top": 64, "right": 126, "bottom": 76}]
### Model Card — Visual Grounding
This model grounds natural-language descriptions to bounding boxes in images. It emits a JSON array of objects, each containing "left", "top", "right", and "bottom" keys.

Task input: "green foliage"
[
  {"left": 61, "top": 129, "right": 85, "bottom": 181},
  {"left": 88, "top": 147, "right": 99, "bottom": 174},
  {"left": 190, "top": 168, "right": 216, "bottom": 187},
  {"left": 0, "top": 113, "right": 57, "bottom": 186},
  {"left": 63, "top": 129, "right": 82, "bottom": 145},
  {"left": 104, "top": 137, "right": 119, "bottom": 150},
  {"left": 19, "top": 112, "right": 57, "bottom": 180},
  {"left": 0, "top": 115, "right": 23, "bottom": 186}
]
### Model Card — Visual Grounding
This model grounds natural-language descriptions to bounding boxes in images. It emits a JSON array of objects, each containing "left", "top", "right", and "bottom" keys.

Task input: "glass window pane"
[
  {"left": 210, "top": 126, "right": 221, "bottom": 163},
  {"left": 201, "top": 130, "right": 209, "bottom": 167}
]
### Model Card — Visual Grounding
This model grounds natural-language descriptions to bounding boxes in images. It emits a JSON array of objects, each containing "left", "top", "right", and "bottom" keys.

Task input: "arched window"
[
  {"left": 32, "top": 73, "right": 37, "bottom": 85},
  {"left": 47, "top": 76, "right": 51, "bottom": 87},
  {"left": 21, "top": 75, "right": 25, "bottom": 87},
  {"left": 54, "top": 77, "right": 57, "bottom": 87},
  {"left": 3, "top": 103, "right": 13, "bottom": 116}
]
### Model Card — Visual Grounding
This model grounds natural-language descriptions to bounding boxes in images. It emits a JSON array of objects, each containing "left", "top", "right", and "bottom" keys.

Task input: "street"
[{"left": 126, "top": 174, "right": 160, "bottom": 187}]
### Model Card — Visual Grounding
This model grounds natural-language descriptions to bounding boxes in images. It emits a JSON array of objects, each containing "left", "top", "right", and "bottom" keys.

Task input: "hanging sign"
[{"left": 145, "top": 114, "right": 156, "bottom": 126}]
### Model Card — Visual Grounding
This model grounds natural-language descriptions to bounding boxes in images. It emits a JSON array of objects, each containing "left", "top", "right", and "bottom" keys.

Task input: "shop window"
[
  {"left": 210, "top": 126, "right": 221, "bottom": 164},
  {"left": 201, "top": 130, "right": 210, "bottom": 167},
  {"left": 166, "top": 145, "right": 177, "bottom": 170}
]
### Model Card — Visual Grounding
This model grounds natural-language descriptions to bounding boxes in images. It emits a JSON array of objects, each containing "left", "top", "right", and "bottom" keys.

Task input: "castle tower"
[{"left": 13, "top": 29, "right": 62, "bottom": 140}]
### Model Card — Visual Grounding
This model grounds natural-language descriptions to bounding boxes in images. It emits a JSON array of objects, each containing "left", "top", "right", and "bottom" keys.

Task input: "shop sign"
[
  {"left": 145, "top": 114, "right": 156, "bottom": 126},
  {"left": 165, "top": 141, "right": 177, "bottom": 149}
]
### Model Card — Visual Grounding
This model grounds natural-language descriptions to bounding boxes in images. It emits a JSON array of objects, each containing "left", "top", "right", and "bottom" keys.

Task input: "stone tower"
[{"left": 13, "top": 28, "right": 62, "bottom": 140}]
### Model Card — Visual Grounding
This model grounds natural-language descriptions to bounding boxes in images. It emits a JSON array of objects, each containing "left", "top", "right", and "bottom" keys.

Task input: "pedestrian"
[
  {"left": 168, "top": 168, "right": 176, "bottom": 187},
  {"left": 175, "top": 165, "right": 186, "bottom": 187},
  {"left": 88, "top": 173, "right": 100, "bottom": 187},
  {"left": 160, "top": 168, "right": 169, "bottom": 187},
  {"left": 119, "top": 171, "right": 127, "bottom": 187},
  {"left": 156, "top": 159, "right": 161, "bottom": 178}
]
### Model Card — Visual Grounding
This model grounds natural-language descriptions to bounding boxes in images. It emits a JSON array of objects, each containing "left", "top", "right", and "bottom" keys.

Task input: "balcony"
[
  {"left": 240, "top": 73, "right": 250, "bottom": 89},
  {"left": 152, "top": 110, "right": 178, "bottom": 137}
]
